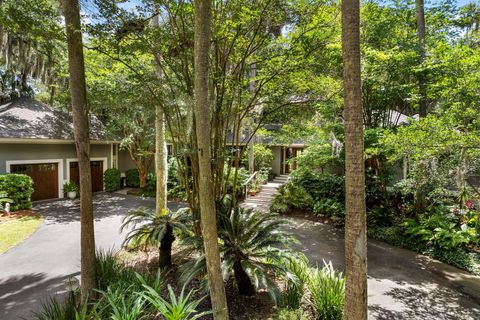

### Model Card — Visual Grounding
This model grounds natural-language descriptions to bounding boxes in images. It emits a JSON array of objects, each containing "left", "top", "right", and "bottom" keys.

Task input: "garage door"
[
  {"left": 69, "top": 161, "right": 104, "bottom": 193},
  {"left": 10, "top": 163, "right": 59, "bottom": 201}
]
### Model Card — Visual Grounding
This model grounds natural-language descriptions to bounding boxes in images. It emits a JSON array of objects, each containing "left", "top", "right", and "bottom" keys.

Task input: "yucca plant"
[
  {"left": 121, "top": 207, "right": 190, "bottom": 268},
  {"left": 181, "top": 200, "right": 295, "bottom": 302},
  {"left": 280, "top": 253, "right": 310, "bottom": 310},
  {"left": 95, "top": 286, "right": 145, "bottom": 320},
  {"left": 141, "top": 284, "right": 209, "bottom": 320},
  {"left": 30, "top": 295, "right": 77, "bottom": 320}
]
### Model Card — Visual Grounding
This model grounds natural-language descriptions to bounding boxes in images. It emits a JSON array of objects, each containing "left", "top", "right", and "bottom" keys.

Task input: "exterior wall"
[
  {"left": 270, "top": 146, "right": 282, "bottom": 176},
  {"left": 118, "top": 149, "right": 136, "bottom": 173},
  {"left": 0, "top": 142, "right": 112, "bottom": 197}
]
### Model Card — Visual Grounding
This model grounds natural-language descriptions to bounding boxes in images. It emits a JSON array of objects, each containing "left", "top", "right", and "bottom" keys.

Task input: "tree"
[
  {"left": 342, "top": 0, "right": 367, "bottom": 318},
  {"left": 61, "top": 0, "right": 96, "bottom": 299},
  {"left": 152, "top": 9, "right": 168, "bottom": 215},
  {"left": 416, "top": 0, "right": 427, "bottom": 117},
  {"left": 193, "top": 0, "right": 229, "bottom": 319}
]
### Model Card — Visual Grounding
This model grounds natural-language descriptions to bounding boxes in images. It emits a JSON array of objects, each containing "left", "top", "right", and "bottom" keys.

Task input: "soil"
[
  {"left": 116, "top": 244, "right": 279, "bottom": 320},
  {"left": 285, "top": 209, "right": 344, "bottom": 227},
  {"left": 0, "top": 210, "right": 40, "bottom": 222}
]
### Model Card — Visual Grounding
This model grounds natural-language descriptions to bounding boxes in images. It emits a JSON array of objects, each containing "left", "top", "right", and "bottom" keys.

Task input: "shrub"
[
  {"left": 125, "top": 169, "right": 140, "bottom": 188},
  {"left": 242, "top": 145, "right": 275, "bottom": 170},
  {"left": 313, "top": 198, "right": 345, "bottom": 218},
  {"left": 0, "top": 174, "right": 34, "bottom": 211},
  {"left": 292, "top": 172, "right": 344, "bottom": 202},
  {"left": 270, "top": 182, "right": 313, "bottom": 214},
  {"left": 142, "top": 173, "right": 156, "bottom": 197},
  {"left": 276, "top": 308, "right": 310, "bottom": 320},
  {"left": 104, "top": 168, "right": 121, "bottom": 192},
  {"left": 307, "top": 261, "right": 345, "bottom": 320}
]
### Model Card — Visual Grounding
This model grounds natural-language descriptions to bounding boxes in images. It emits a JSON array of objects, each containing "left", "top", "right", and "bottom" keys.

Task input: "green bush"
[
  {"left": 242, "top": 144, "right": 274, "bottom": 170},
  {"left": 0, "top": 174, "right": 34, "bottom": 211},
  {"left": 313, "top": 198, "right": 345, "bottom": 218},
  {"left": 276, "top": 308, "right": 310, "bottom": 320},
  {"left": 292, "top": 172, "right": 344, "bottom": 202},
  {"left": 270, "top": 182, "right": 313, "bottom": 214},
  {"left": 125, "top": 169, "right": 140, "bottom": 188},
  {"left": 142, "top": 173, "right": 156, "bottom": 197},
  {"left": 104, "top": 168, "right": 121, "bottom": 192},
  {"left": 307, "top": 262, "right": 345, "bottom": 320}
]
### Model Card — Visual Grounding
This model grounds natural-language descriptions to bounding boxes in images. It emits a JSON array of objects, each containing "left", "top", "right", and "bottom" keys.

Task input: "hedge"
[
  {"left": 104, "top": 168, "right": 121, "bottom": 192},
  {"left": 125, "top": 169, "right": 140, "bottom": 188},
  {"left": 0, "top": 174, "right": 34, "bottom": 211}
]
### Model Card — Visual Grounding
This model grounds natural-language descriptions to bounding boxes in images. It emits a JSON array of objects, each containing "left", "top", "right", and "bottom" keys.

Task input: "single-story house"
[{"left": 0, "top": 98, "right": 123, "bottom": 201}]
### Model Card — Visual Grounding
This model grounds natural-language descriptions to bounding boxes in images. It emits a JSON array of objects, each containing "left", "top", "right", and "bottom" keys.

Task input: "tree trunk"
[
  {"left": 416, "top": 0, "right": 427, "bottom": 117},
  {"left": 159, "top": 224, "right": 175, "bottom": 269},
  {"left": 193, "top": 0, "right": 229, "bottom": 319},
  {"left": 233, "top": 260, "right": 255, "bottom": 296},
  {"left": 61, "top": 0, "right": 96, "bottom": 299},
  {"left": 153, "top": 12, "right": 168, "bottom": 215},
  {"left": 342, "top": 0, "right": 367, "bottom": 319}
]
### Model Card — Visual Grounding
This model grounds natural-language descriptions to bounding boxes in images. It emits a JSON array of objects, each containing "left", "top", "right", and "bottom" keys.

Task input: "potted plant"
[
  {"left": 63, "top": 182, "right": 79, "bottom": 199},
  {"left": 248, "top": 180, "right": 261, "bottom": 196}
]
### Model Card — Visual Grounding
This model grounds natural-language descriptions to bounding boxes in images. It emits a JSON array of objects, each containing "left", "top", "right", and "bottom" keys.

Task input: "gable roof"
[{"left": 0, "top": 98, "right": 108, "bottom": 141}]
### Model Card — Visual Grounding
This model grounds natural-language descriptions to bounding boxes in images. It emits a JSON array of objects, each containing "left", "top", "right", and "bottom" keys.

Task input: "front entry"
[
  {"left": 10, "top": 163, "right": 59, "bottom": 201},
  {"left": 69, "top": 160, "right": 104, "bottom": 192},
  {"left": 283, "top": 147, "right": 303, "bottom": 174}
]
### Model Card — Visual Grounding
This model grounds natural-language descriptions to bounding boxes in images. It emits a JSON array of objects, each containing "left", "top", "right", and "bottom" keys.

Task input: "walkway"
[
  {"left": 241, "top": 174, "right": 289, "bottom": 212},
  {"left": 283, "top": 216, "right": 480, "bottom": 320},
  {"left": 0, "top": 193, "right": 181, "bottom": 320}
]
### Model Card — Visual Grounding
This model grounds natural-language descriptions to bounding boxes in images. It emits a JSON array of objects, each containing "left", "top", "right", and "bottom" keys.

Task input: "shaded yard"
[{"left": 0, "top": 212, "right": 43, "bottom": 254}]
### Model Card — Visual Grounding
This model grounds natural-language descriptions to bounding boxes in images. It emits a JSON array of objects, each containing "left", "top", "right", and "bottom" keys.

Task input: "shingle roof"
[{"left": 0, "top": 98, "right": 108, "bottom": 140}]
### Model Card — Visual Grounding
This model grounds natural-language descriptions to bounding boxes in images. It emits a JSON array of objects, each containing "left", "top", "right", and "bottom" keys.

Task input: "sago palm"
[
  {"left": 121, "top": 207, "right": 190, "bottom": 269},
  {"left": 181, "top": 201, "right": 295, "bottom": 302}
]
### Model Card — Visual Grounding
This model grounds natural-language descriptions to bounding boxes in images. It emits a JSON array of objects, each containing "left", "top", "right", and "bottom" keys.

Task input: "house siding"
[
  {"left": 0, "top": 143, "right": 111, "bottom": 178},
  {"left": 270, "top": 146, "right": 282, "bottom": 176}
]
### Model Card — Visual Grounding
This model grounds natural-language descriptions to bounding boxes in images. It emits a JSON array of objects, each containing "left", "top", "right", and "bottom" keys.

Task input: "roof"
[{"left": 0, "top": 98, "right": 108, "bottom": 141}]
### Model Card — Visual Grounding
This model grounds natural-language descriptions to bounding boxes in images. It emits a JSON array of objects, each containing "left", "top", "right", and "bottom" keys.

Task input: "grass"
[{"left": 0, "top": 213, "right": 44, "bottom": 254}]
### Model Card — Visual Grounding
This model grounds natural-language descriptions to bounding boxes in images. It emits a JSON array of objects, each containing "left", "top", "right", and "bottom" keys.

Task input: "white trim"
[
  {"left": 0, "top": 138, "right": 120, "bottom": 145},
  {"left": 5, "top": 159, "right": 64, "bottom": 199},
  {"left": 66, "top": 157, "right": 108, "bottom": 191}
]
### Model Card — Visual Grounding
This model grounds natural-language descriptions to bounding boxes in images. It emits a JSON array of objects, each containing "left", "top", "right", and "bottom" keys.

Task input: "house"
[{"left": 0, "top": 98, "right": 121, "bottom": 201}]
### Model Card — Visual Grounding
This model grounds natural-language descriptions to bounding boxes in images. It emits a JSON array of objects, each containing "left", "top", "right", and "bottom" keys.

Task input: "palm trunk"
[
  {"left": 342, "top": 0, "right": 367, "bottom": 319},
  {"left": 159, "top": 224, "right": 175, "bottom": 269},
  {"left": 233, "top": 260, "right": 255, "bottom": 296},
  {"left": 61, "top": 0, "right": 96, "bottom": 299},
  {"left": 194, "top": 0, "right": 229, "bottom": 318},
  {"left": 416, "top": 0, "right": 427, "bottom": 117}
]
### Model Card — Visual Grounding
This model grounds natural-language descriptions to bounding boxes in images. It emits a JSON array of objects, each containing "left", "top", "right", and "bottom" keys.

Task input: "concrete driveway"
[
  {"left": 284, "top": 216, "right": 480, "bottom": 320},
  {"left": 0, "top": 193, "right": 182, "bottom": 320}
]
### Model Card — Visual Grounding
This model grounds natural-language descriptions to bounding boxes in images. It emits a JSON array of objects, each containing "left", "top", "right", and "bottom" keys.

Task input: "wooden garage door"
[
  {"left": 69, "top": 161, "right": 104, "bottom": 193},
  {"left": 10, "top": 163, "right": 59, "bottom": 201}
]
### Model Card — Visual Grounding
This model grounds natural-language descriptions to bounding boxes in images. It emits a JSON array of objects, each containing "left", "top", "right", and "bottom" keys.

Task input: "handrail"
[
  {"left": 244, "top": 171, "right": 258, "bottom": 187},
  {"left": 243, "top": 171, "right": 258, "bottom": 199}
]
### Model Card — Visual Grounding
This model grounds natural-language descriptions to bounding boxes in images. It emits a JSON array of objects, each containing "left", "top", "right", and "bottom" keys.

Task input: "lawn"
[{"left": 0, "top": 212, "right": 44, "bottom": 254}]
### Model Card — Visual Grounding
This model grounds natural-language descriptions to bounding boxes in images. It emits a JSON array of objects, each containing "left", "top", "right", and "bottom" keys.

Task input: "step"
[{"left": 245, "top": 198, "right": 272, "bottom": 204}]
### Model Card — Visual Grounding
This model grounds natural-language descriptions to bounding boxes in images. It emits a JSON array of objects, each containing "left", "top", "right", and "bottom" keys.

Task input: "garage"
[
  {"left": 69, "top": 160, "right": 104, "bottom": 192},
  {"left": 10, "top": 163, "right": 59, "bottom": 201}
]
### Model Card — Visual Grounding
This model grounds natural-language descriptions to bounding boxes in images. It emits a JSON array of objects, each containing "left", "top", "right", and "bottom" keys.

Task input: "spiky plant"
[
  {"left": 181, "top": 201, "right": 295, "bottom": 302},
  {"left": 121, "top": 207, "right": 190, "bottom": 269}
]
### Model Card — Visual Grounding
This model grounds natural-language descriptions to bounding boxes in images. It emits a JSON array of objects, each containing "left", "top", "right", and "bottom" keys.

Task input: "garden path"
[{"left": 283, "top": 215, "right": 480, "bottom": 320}]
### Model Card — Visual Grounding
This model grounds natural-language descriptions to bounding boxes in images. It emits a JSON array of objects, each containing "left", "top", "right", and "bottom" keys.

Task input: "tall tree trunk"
[
  {"left": 342, "top": 0, "right": 367, "bottom": 319},
  {"left": 194, "top": 0, "right": 229, "bottom": 318},
  {"left": 416, "top": 0, "right": 427, "bottom": 117},
  {"left": 61, "top": 0, "right": 96, "bottom": 299},
  {"left": 152, "top": 11, "right": 168, "bottom": 214}
]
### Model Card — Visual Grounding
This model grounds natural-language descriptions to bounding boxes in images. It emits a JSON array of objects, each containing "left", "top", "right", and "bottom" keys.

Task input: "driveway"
[
  {"left": 0, "top": 193, "right": 182, "bottom": 320},
  {"left": 284, "top": 216, "right": 480, "bottom": 320}
]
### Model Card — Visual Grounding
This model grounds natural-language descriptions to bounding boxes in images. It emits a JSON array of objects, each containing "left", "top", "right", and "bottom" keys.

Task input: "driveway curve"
[
  {"left": 283, "top": 216, "right": 480, "bottom": 320},
  {"left": 0, "top": 193, "right": 181, "bottom": 320}
]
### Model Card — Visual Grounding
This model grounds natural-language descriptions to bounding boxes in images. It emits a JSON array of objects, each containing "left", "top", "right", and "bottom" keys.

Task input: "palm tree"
[
  {"left": 342, "top": 0, "right": 367, "bottom": 318},
  {"left": 121, "top": 207, "right": 189, "bottom": 269},
  {"left": 61, "top": 0, "right": 96, "bottom": 298}
]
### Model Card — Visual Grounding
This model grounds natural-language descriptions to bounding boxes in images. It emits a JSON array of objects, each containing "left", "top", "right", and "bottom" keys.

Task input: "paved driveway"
[
  {"left": 284, "top": 216, "right": 480, "bottom": 320},
  {"left": 0, "top": 193, "right": 182, "bottom": 320}
]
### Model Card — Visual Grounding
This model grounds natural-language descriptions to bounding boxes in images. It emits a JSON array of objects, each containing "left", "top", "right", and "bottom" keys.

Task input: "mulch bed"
[
  {"left": 285, "top": 209, "right": 344, "bottom": 228},
  {"left": 0, "top": 210, "right": 40, "bottom": 222},
  {"left": 117, "top": 245, "right": 278, "bottom": 319}
]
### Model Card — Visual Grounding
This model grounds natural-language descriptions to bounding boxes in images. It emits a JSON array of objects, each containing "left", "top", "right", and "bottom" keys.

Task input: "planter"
[
  {"left": 248, "top": 191, "right": 257, "bottom": 196},
  {"left": 67, "top": 191, "right": 77, "bottom": 199}
]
